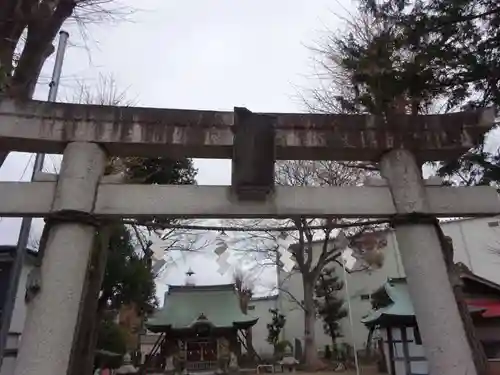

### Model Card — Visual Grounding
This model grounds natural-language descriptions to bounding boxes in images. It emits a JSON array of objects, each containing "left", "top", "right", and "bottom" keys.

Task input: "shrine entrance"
[
  {"left": 183, "top": 318, "right": 220, "bottom": 371},
  {"left": 185, "top": 338, "right": 218, "bottom": 364},
  {"left": 0, "top": 97, "right": 498, "bottom": 375}
]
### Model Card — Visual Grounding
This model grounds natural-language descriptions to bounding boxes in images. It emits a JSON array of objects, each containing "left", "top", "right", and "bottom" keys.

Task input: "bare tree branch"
[{"left": 1, "top": 0, "right": 136, "bottom": 99}]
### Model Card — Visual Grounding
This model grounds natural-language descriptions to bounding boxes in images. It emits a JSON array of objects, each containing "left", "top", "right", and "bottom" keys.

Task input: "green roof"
[
  {"left": 361, "top": 278, "right": 414, "bottom": 326},
  {"left": 362, "top": 278, "right": 485, "bottom": 327},
  {"left": 146, "top": 284, "right": 258, "bottom": 332}
]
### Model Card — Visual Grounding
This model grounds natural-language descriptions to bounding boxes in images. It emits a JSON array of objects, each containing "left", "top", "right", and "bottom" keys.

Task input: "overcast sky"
[{"left": 0, "top": 0, "right": 355, "bottom": 299}]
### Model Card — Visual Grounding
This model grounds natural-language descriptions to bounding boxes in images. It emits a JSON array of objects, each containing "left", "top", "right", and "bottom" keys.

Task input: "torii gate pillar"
[
  {"left": 14, "top": 142, "right": 106, "bottom": 375},
  {"left": 381, "top": 149, "right": 477, "bottom": 375}
]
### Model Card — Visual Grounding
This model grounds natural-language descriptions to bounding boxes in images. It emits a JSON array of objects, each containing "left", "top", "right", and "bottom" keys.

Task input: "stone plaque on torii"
[{"left": 0, "top": 97, "right": 497, "bottom": 375}]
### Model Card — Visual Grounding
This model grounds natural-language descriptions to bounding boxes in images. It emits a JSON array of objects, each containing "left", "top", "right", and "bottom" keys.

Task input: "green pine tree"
[
  {"left": 351, "top": 0, "right": 500, "bottom": 185},
  {"left": 314, "top": 267, "right": 348, "bottom": 348},
  {"left": 266, "top": 309, "right": 286, "bottom": 349}
]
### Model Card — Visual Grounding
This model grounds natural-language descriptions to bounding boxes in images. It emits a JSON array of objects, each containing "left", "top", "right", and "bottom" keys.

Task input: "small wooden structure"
[
  {"left": 144, "top": 284, "right": 258, "bottom": 373},
  {"left": 363, "top": 271, "right": 500, "bottom": 375}
]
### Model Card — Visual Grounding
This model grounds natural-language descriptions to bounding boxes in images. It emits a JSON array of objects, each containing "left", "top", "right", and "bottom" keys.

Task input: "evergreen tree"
[
  {"left": 359, "top": 0, "right": 500, "bottom": 111},
  {"left": 122, "top": 157, "right": 197, "bottom": 186},
  {"left": 266, "top": 309, "right": 286, "bottom": 349},
  {"left": 350, "top": 0, "right": 500, "bottom": 185},
  {"left": 99, "top": 223, "right": 157, "bottom": 316},
  {"left": 314, "top": 267, "right": 347, "bottom": 347},
  {"left": 96, "top": 318, "right": 128, "bottom": 356}
]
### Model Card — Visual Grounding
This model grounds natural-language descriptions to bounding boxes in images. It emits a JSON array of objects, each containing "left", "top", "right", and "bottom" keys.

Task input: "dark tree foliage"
[
  {"left": 437, "top": 149, "right": 500, "bottom": 187},
  {"left": 100, "top": 224, "right": 157, "bottom": 316},
  {"left": 96, "top": 318, "right": 127, "bottom": 356},
  {"left": 124, "top": 157, "right": 197, "bottom": 186},
  {"left": 348, "top": 0, "right": 500, "bottom": 184},
  {"left": 266, "top": 308, "right": 286, "bottom": 348},
  {"left": 314, "top": 267, "right": 347, "bottom": 345},
  {"left": 356, "top": 0, "right": 500, "bottom": 112},
  {"left": 370, "top": 287, "right": 392, "bottom": 310},
  {"left": 328, "top": 10, "right": 438, "bottom": 118}
]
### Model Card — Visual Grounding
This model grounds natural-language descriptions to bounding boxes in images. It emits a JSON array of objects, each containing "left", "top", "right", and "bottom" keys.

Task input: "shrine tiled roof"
[
  {"left": 146, "top": 284, "right": 258, "bottom": 332},
  {"left": 361, "top": 278, "right": 415, "bottom": 326},
  {"left": 361, "top": 277, "right": 487, "bottom": 327}
]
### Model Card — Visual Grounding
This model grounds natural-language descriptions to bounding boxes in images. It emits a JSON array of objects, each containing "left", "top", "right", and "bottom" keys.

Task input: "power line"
[
  {"left": 123, "top": 218, "right": 390, "bottom": 232},
  {"left": 19, "top": 153, "right": 35, "bottom": 181}
]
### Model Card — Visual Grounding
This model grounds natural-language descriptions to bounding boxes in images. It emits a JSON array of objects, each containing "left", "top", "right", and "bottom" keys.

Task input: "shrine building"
[{"left": 144, "top": 275, "right": 258, "bottom": 373}]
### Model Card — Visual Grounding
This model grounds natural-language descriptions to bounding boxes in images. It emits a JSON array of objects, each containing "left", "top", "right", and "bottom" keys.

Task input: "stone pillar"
[
  {"left": 14, "top": 142, "right": 106, "bottom": 375},
  {"left": 380, "top": 149, "right": 477, "bottom": 375}
]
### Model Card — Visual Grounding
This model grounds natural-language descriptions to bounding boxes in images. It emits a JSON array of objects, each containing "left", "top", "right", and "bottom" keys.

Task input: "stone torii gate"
[{"left": 0, "top": 98, "right": 498, "bottom": 375}]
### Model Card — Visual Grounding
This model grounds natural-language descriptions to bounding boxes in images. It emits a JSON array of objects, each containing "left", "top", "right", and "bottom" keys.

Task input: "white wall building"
[
  {"left": 247, "top": 295, "right": 277, "bottom": 357},
  {"left": 261, "top": 216, "right": 500, "bottom": 356},
  {"left": 0, "top": 246, "right": 37, "bottom": 375}
]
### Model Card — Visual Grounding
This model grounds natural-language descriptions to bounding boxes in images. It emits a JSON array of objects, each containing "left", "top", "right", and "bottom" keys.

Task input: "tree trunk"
[
  {"left": 365, "top": 326, "right": 374, "bottom": 357},
  {"left": 330, "top": 334, "right": 336, "bottom": 355},
  {"left": 67, "top": 225, "right": 111, "bottom": 375},
  {"left": 302, "top": 275, "right": 322, "bottom": 369},
  {"left": 7, "top": 1, "right": 75, "bottom": 99},
  {"left": 0, "top": 0, "right": 27, "bottom": 76},
  {"left": 245, "top": 328, "right": 256, "bottom": 359},
  {"left": 0, "top": 1, "right": 75, "bottom": 169}
]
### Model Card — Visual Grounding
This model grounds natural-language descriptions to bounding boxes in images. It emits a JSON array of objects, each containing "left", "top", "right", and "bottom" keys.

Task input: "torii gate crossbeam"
[
  {"left": 0, "top": 97, "right": 496, "bottom": 375},
  {"left": 0, "top": 181, "right": 499, "bottom": 218}
]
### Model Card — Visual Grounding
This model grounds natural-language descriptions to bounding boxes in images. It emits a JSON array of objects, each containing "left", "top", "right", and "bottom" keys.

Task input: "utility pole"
[
  {"left": 342, "top": 260, "right": 360, "bottom": 375},
  {"left": 0, "top": 30, "right": 69, "bottom": 369}
]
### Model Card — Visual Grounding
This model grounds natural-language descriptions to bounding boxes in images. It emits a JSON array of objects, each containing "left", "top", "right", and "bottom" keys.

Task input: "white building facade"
[{"left": 247, "top": 295, "right": 277, "bottom": 357}]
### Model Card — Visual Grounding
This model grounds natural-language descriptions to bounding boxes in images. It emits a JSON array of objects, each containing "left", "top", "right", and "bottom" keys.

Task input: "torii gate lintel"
[{"left": 0, "top": 98, "right": 494, "bottom": 161}]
